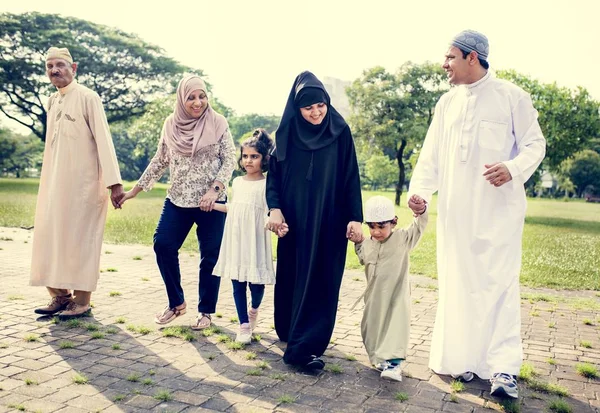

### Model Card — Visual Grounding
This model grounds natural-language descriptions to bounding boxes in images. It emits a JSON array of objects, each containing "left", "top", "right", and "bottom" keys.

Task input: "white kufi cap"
[{"left": 364, "top": 196, "right": 395, "bottom": 222}]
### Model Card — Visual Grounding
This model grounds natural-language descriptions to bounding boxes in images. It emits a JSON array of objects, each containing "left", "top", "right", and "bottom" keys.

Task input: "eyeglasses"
[{"left": 366, "top": 221, "right": 392, "bottom": 229}]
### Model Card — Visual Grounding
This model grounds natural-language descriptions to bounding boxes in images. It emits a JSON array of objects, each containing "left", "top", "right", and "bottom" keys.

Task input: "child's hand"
[
  {"left": 276, "top": 223, "right": 289, "bottom": 238},
  {"left": 408, "top": 194, "right": 427, "bottom": 217}
]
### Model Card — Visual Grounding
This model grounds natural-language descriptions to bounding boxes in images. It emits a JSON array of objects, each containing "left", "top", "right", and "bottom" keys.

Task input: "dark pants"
[
  {"left": 153, "top": 198, "right": 225, "bottom": 313},
  {"left": 232, "top": 280, "right": 265, "bottom": 324}
]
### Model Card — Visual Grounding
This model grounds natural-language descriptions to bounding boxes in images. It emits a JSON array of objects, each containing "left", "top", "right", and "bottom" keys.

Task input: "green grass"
[
  {"left": 72, "top": 373, "right": 88, "bottom": 384},
  {"left": 547, "top": 398, "right": 573, "bottom": 413},
  {"left": 527, "top": 380, "right": 569, "bottom": 397},
  {"left": 583, "top": 318, "right": 594, "bottom": 326},
  {"left": 345, "top": 354, "right": 357, "bottom": 361},
  {"left": 115, "top": 317, "right": 126, "bottom": 324},
  {"left": 111, "top": 343, "right": 121, "bottom": 350},
  {"left": 395, "top": 392, "right": 409, "bottom": 402},
  {"left": 153, "top": 390, "right": 172, "bottom": 401},
  {"left": 450, "top": 380, "right": 465, "bottom": 392},
  {"left": 256, "top": 361, "right": 270, "bottom": 370},
  {"left": 7, "top": 404, "right": 25, "bottom": 411},
  {"left": 85, "top": 323, "right": 99, "bottom": 332},
  {"left": 246, "top": 368, "right": 262, "bottom": 376},
  {"left": 23, "top": 334, "right": 39, "bottom": 342},
  {"left": 2, "top": 180, "right": 599, "bottom": 289},
  {"left": 24, "top": 378, "right": 37, "bottom": 385},
  {"left": 580, "top": 340, "right": 592, "bottom": 348},
  {"left": 142, "top": 378, "right": 154, "bottom": 386},
  {"left": 90, "top": 332, "right": 105, "bottom": 340},
  {"left": 113, "top": 394, "right": 126, "bottom": 402},
  {"left": 161, "top": 325, "right": 196, "bottom": 342},
  {"left": 324, "top": 364, "right": 343, "bottom": 374},
  {"left": 227, "top": 341, "right": 245, "bottom": 350},
  {"left": 58, "top": 340, "right": 75, "bottom": 349},
  {"left": 8, "top": 294, "right": 24, "bottom": 300},
  {"left": 500, "top": 399, "right": 521, "bottom": 413},
  {"left": 575, "top": 363, "right": 598, "bottom": 378},
  {"left": 65, "top": 319, "right": 81, "bottom": 328},
  {"left": 270, "top": 373, "right": 286, "bottom": 380},
  {"left": 126, "top": 373, "right": 140, "bottom": 382},
  {"left": 518, "top": 362, "right": 538, "bottom": 382},
  {"left": 245, "top": 352, "right": 257, "bottom": 360},
  {"left": 276, "top": 395, "right": 295, "bottom": 404},
  {"left": 109, "top": 291, "right": 122, "bottom": 297},
  {"left": 547, "top": 358, "right": 557, "bottom": 365}
]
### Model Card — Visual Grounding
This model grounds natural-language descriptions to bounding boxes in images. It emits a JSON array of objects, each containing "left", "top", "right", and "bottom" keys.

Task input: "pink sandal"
[
  {"left": 191, "top": 313, "right": 212, "bottom": 330},
  {"left": 154, "top": 303, "right": 186, "bottom": 325}
]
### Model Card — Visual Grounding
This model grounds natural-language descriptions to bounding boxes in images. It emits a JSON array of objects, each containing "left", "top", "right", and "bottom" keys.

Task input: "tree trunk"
[{"left": 394, "top": 139, "right": 407, "bottom": 206}]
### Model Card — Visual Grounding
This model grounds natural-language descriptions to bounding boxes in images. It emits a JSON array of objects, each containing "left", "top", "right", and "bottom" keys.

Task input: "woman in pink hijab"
[{"left": 121, "top": 75, "right": 236, "bottom": 329}]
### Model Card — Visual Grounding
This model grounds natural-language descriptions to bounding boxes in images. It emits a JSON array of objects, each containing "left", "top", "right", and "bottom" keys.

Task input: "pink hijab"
[{"left": 161, "top": 75, "right": 229, "bottom": 157}]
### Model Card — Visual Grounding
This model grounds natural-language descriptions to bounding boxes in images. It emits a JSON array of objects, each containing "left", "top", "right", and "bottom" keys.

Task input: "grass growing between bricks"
[
  {"left": 154, "top": 390, "right": 173, "bottom": 401},
  {"left": 518, "top": 362, "right": 569, "bottom": 397},
  {"left": 575, "top": 363, "right": 598, "bottom": 378},
  {"left": 395, "top": 392, "right": 409, "bottom": 402},
  {"left": 72, "top": 373, "right": 88, "bottom": 384},
  {"left": 547, "top": 398, "right": 573, "bottom": 413},
  {"left": 161, "top": 325, "right": 196, "bottom": 342}
]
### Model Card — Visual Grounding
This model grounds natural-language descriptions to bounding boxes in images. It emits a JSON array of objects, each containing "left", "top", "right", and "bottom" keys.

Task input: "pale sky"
[{"left": 2, "top": 0, "right": 600, "bottom": 123}]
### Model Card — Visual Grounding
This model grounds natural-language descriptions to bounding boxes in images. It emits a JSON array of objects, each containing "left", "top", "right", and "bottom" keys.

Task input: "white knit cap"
[{"left": 364, "top": 196, "right": 395, "bottom": 222}]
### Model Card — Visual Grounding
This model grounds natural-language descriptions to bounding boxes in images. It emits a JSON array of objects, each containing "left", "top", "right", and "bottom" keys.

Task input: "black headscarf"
[{"left": 274, "top": 71, "right": 347, "bottom": 162}]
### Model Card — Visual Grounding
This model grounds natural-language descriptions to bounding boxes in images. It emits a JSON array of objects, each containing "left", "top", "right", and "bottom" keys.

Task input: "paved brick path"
[{"left": 1, "top": 227, "right": 598, "bottom": 412}]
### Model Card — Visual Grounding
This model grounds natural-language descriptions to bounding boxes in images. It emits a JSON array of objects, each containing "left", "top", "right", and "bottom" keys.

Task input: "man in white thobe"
[
  {"left": 30, "top": 47, "right": 123, "bottom": 319},
  {"left": 408, "top": 30, "right": 546, "bottom": 399}
]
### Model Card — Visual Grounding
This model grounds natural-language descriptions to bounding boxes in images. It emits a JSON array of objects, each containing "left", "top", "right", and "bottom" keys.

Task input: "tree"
[
  {"left": 229, "top": 113, "right": 280, "bottom": 144},
  {"left": 497, "top": 70, "right": 600, "bottom": 171},
  {"left": 365, "top": 154, "right": 397, "bottom": 190},
  {"left": 347, "top": 63, "right": 447, "bottom": 204},
  {"left": 562, "top": 150, "right": 600, "bottom": 197},
  {"left": 0, "top": 12, "right": 190, "bottom": 141},
  {"left": 0, "top": 127, "right": 43, "bottom": 177}
]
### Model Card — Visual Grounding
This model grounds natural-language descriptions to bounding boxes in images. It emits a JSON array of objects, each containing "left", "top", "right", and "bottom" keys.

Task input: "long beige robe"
[
  {"left": 30, "top": 79, "right": 121, "bottom": 292},
  {"left": 354, "top": 212, "right": 428, "bottom": 365}
]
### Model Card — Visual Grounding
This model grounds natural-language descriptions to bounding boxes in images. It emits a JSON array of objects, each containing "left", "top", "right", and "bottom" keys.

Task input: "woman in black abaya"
[{"left": 266, "top": 71, "right": 363, "bottom": 370}]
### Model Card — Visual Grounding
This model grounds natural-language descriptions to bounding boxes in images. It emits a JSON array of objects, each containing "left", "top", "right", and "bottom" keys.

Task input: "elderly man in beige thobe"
[{"left": 30, "top": 47, "right": 123, "bottom": 319}]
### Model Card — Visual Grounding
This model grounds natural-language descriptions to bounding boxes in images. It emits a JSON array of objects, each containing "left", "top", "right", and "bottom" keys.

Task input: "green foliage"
[
  {"left": 575, "top": 363, "right": 598, "bottom": 378},
  {"left": 0, "top": 12, "right": 189, "bottom": 140},
  {"left": 547, "top": 398, "right": 573, "bottom": 413},
  {"left": 365, "top": 153, "right": 397, "bottom": 189},
  {"left": 0, "top": 128, "right": 43, "bottom": 177},
  {"left": 497, "top": 70, "right": 600, "bottom": 172},
  {"left": 561, "top": 150, "right": 600, "bottom": 197},
  {"left": 347, "top": 63, "right": 448, "bottom": 203},
  {"left": 228, "top": 113, "right": 280, "bottom": 144}
]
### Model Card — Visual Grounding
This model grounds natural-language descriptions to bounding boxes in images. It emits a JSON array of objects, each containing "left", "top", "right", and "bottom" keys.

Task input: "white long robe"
[
  {"left": 30, "top": 79, "right": 121, "bottom": 292},
  {"left": 408, "top": 72, "right": 545, "bottom": 379}
]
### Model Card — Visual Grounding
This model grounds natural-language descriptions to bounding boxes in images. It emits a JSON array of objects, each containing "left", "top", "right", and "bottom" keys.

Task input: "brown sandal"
[
  {"left": 154, "top": 303, "right": 186, "bottom": 325},
  {"left": 191, "top": 313, "right": 212, "bottom": 330}
]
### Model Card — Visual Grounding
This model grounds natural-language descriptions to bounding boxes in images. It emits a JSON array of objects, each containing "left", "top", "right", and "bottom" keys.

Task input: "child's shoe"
[
  {"left": 380, "top": 363, "right": 402, "bottom": 382},
  {"left": 248, "top": 307, "right": 259, "bottom": 331},
  {"left": 451, "top": 371, "right": 474, "bottom": 382},
  {"left": 236, "top": 323, "right": 252, "bottom": 344}
]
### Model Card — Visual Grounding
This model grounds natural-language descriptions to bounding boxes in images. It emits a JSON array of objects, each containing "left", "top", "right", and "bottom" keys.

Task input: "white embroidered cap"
[{"left": 364, "top": 196, "right": 395, "bottom": 223}]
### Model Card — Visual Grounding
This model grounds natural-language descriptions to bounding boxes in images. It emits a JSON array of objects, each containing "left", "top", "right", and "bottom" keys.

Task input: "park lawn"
[{"left": 1, "top": 178, "right": 598, "bottom": 290}]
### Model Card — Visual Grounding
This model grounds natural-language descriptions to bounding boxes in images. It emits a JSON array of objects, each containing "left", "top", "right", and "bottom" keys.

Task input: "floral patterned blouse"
[{"left": 137, "top": 129, "right": 237, "bottom": 208}]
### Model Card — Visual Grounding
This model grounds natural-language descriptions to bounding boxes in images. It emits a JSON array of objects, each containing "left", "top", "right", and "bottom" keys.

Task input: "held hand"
[
  {"left": 119, "top": 190, "right": 136, "bottom": 207},
  {"left": 200, "top": 190, "right": 219, "bottom": 212},
  {"left": 408, "top": 194, "right": 427, "bottom": 217},
  {"left": 346, "top": 221, "right": 363, "bottom": 243},
  {"left": 276, "top": 222, "right": 290, "bottom": 238},
  {"left": 483, "top": 162, "right": 513, "bottom": 187},
  {"left": 119, "top": 185, "right": 142, "bottom": 208},
  {"left": 110, "top": 184, "right": 124, "bottom": 209},
  {"left": 267, "top": 209, "right": 285, "bottom": 233}
]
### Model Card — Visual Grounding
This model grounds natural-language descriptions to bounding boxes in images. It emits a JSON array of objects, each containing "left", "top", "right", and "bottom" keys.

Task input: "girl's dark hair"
[{"left": 238, "top": 128, "right": 274, "bottom": 173}]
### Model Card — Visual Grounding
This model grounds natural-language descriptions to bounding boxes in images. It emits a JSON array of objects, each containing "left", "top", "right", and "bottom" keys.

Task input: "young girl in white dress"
[{"left": 213, "top": 129, "right": 288, "bottom": 343}]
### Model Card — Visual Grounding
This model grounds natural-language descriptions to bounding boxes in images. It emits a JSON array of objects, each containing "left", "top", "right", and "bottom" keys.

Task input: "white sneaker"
[
  {"left": 380, "top": 363, "right": 402, "bottom": 382},
  {"left": 451, "top": 371, "right": 474, "bottom": 382},
  {"left": 236, "top": 323, "right": 252, "bottom": 344},
  {"left": 490, "top": 373, "right": 518, "bottom": 399}
]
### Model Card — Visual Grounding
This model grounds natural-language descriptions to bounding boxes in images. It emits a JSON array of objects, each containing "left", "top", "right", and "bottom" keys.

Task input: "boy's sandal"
[
  {"left": 154, "top": 304, "right": 186, "bottom": 325},
  {"left": 191, "top": 313, "right": 212, "bottom": 330}
]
